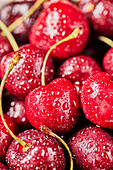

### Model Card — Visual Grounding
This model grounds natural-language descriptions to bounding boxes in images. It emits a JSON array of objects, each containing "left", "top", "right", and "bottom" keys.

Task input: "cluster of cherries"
[{"left": 0, "top": 0, "right": 113, "bottom": 169}]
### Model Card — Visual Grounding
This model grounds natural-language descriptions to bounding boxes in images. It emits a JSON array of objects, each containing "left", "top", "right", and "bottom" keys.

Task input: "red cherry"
[
  {"left": 29, "top": 0, "right": 89, "bottom": 61},
  {"left": 0, "top": 34, "right": 13, "bottom": 62},
  {"left": 0, "top": 114, "right": 18, "bottom": 162},
  {"left": 0, "top": 44, "right": 54, "bottom": 99},
  {"left": 25, "top": 78, "right": 80, "bottom": 134},
  {"left": 77, "top": 0, "right": 113, "bottom": 38},
  {"left": 0, "top": 1, "right": 41, "bottom": 44},
  {"left": 6, "top": 129, "right": 65, "bottom": 169},
  {"left": 57, "top": 55, "right": 101, "bottom": 84},
  {"left": 103, "top": 47, "right": 113, "bottom": 79},
  {"left": 68, "top": 125, "right": 113, "bottom": 169},
  {"left": 81, "top": 72, "right": 113, "bottom": 129},
  {"left": 0, "top": 162, "right": 8, "bottom": 170},
  {"left": 3, "top": 94, "right": 32, "bottom": 132}
]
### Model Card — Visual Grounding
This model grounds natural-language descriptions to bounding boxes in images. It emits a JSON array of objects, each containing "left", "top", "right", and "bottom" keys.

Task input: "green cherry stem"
[
  {"left": 0, "top": 20, "right": 19, "bottom": 51},
  {"left": 0, "top": 52, "right": 30, "bottom": 151},
  {"left": 98, "top": 35, "right": 113, "bottom": 47},
  {"left": 41, "top": 27, "right": 81, "bottom": 85},
  {"left": 40, "top": 126, "right": 73, "bottom": 170},
  {"left": 0, "top": 21, "right": 30, "bottom": 151},
  {"left": 2, "top": 0, "right": 47, "bottom": 35}
]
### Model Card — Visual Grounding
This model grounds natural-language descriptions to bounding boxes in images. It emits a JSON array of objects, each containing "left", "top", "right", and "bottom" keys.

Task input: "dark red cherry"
[
  {"left": 77, "top": 0, "right": 113, "bottom": 38},
  {"left": 57, "top": 55, "right": 101, "bottom": 84},
  {"left": 6, "top": 129, "right": 65, "bottom": 169},
  {"left": 0, "top": 34, "right": 13, "bottom": 62},
  {"left": 68, "top": 125, "right": 113, "bottom": 169},
  {"left": 3, "top": 94, "right": 32, "bottom": 132},
  {"left": 0, "top": 162, "right": 8, "bottom": 170},
  {"left": 81, "top": 72, "right": 113, "bottom": 129},
  {"left": 0, "top": 44, "right": 54, "bottom": 99},
  {"left": 29, "top": 0, "right": 89, "bottom": 61},
  {"left": 103, "top": 47, "right": 113, "bottom": 80},
  {"left": 25, "top": 78, "right": 80, "bottom": 134},
  {"left": 0, "top": 1, "right": 41, "bottom": 44},
  {"left": 0, "top": 114, "right": 18, "bottom": 162}
]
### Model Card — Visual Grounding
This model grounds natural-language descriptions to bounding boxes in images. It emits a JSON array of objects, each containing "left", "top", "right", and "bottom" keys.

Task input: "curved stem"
[
  {"left": 0, "top": 20, "right": 19, "bottom": 51},
  {"left": 98, "top": 36, "right": 113, "bottom": 47},
  {"left": 0, "top": 52, "right": 30, "bottom": 151},
  {"left": 2, "top": 0, "right": 47, "bottom": 34},
  {"left": 40, "top": 126, "right": 73, "bottom": 170},
  {"left": 41, "top": 27, "right": 81, "bottom": 85}
]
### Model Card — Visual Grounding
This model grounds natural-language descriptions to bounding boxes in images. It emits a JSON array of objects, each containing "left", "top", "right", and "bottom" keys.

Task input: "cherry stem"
[
  {"left": 98, "top": 35, "right": 113, "bottom": 47},
  {"left": 41, "top": 27, "right": 81, "bottom": 85},
  {"left": 40, "top": 126, "right": 73, "bottom": 170},
  {"left": 0, "top": 52, "right": 30, "bottom": 151},
  {"left": 0, "top": 20, "right": 19, "bottom": 51},
  {"left": 2, "top": 0, "right": 47, "bottom": 35}
]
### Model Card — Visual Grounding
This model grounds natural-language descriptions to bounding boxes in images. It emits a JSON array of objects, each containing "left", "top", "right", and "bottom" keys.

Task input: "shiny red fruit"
[
  {"left": 77, "top": 0, "right": 113, "bottom": 38},
  {"left": 3, "top": 95, "right": 32, "bottom": 132},
  {"left": 103, "top": 47, "right": 113, "bottom": 80},
  {"left": 81, "top": 72, "right": 113, "bottom": 129},
  {"left": 0, "top": 114, "right": 18, "bottom": 162},
  {"left": 29, "top": 0, "right": 89, "bottom": 61},
  {"left": 0, "top": 34, "right": 13, "bottom": 62},
  {"left": 0, "top": 44, "right": 54, "bottom": 99},
  {"left": 6, "top": 129, "right": 65, "bottom": 170},
  {"left": 0, "top": 162, "right": 8, "bottom": 170},
  {"left": 57, "top": 55, "right": 101, "bottom": 84},
  {"left": 25, "top": 78, "right": 80, "bottom": 134},
  {"left": 0, "top": 1, "right": 40, "bottom": 44},
  {"left": 68, "top": 125, "right": 113, "bottom": 169}
]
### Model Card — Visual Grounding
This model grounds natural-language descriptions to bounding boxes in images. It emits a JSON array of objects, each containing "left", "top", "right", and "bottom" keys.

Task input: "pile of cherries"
[{"left": 0, "top": 0, "right": 113, "bottom": 169}]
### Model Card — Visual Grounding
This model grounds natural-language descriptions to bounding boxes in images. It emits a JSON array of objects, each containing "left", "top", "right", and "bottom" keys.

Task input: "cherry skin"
[
  {"left": 81, "top": 72, "right": 113, "bottom": 129},
  {"left": 6, "top": 129, "right": 65, "bottom": 170},
  {"left": 103, "top": 47, "right": 113, "bottom": 80},
  {"left": 3, "top": 94, "right": 32, "bottom": 132},
  {"left": 0, "top": 34, "right": 13, "bottom": 62},
  {"left": 25, "top": 78, "right": 80, "bottom": 134},
  {"left": 29, "top": 0, "right": 89, "bottom": 61},
  {"left": 77, "top": 0, "right": 113, "bottom": 38},
  {"left": 68, "top": 125, "right": 113, "bottom": 169},
  {"left": 57, "top": 55, "right": 101, "bottom": 84},
  {"left": 0, "top": 44, "right": 54, "bottom": 100},
  {"left": 0, "top": 114, "right": 18, "bottom": 162},
  {"left": 0, "top": 162, "right": 8, "bottom": 170},
  {"left": 0, "top": 1, "right": 40, "bottom": 44}
]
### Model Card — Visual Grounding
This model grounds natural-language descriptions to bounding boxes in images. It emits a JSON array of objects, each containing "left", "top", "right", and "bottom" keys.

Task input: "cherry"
[
  {"left": 0, "top": 1, "right": 41, "bottom": 44},
  {"left": 0, "top": 34, "right": 13, "bottom": 62},
  {"left": 68, "top": 125, "right": 113, "bottom": 169},
  {"left": 57, "top": 55, "right": 101, "bottom": 84},
  {"left": 81, "top": 72, "right": 113, "bottom": 129},
  {"left": 77, "top": 0, "right": 113, "bottom": 38},
  {"left": 6, "top": 129, "right": 65, "bottom": 169},
  {"left": 0, "top": 114, "right": 18, "bottom": 162},
  {"left": 0, "top": 44, "right": 54, "bottom": 99},
  {"left": 25, "top": 78, "right": 80, "bottom": 134},
  {"left": 29, "top": 0, "right": 89, "bottom": 61},
  {"left": 3, "top": 94, "right": 32, "bottom": 132},
  {"left": 103, "top": 47, "right": 113, "bottom": 80},
  {"left": 0, "top": 162, "right": 8, "bottom": 170},
  {"left": 0, "top": 22, "right": 73, "bottom": 169}
]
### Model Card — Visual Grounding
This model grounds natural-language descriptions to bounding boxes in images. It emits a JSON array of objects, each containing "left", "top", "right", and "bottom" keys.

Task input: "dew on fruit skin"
[
  {"left": 21, "top": 147, "right": 38, "bottom": 164},
  {"left": 90, "top": 82, "right": 99, "bottom": 98},
  {"left": 93, "top": 2, "right": 104, "bottom": 18},
  {"left": 62, "top": 30, "right": 65, "bottom": 36},
  {"left": 62, "top": 102, "right": 69, "bottom": 110},
  {"left": 46, "top": 11, "right": 59, "bottom": 39}
]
